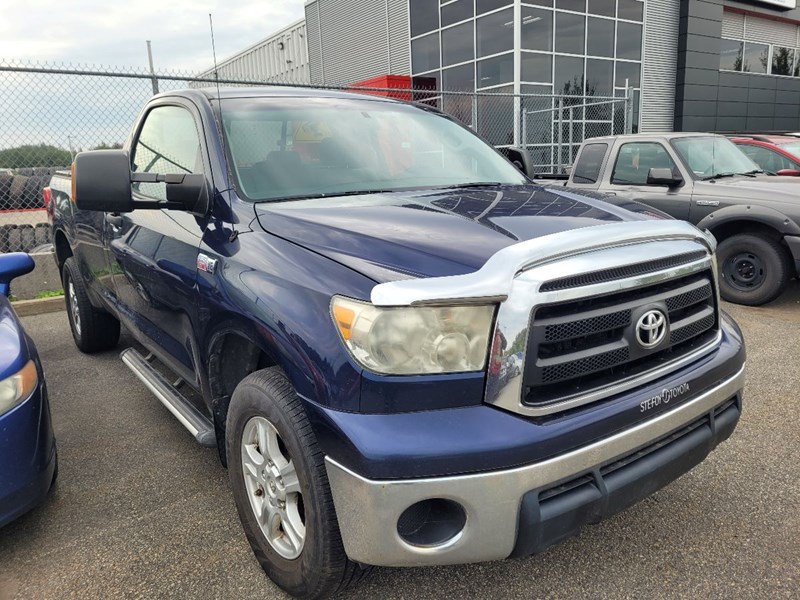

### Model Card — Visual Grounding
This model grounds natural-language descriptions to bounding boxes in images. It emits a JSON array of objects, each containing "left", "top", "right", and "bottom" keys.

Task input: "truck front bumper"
[{"left": 325, "top": 365, "right": 744, "bottom": 567}]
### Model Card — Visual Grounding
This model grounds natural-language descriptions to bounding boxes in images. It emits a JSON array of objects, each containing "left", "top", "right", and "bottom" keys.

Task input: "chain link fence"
[{"left": 0, "top": 59, "right": 633, "bottom": 252}]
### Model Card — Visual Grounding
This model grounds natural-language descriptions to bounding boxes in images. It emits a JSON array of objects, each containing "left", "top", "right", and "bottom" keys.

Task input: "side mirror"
[
  {"left": 74, "top": 150, "right": 134, "bottom": 213},
  {"left": 775, "top": 168, "right": 800, "bottom": 177},
  {"left": 0, "top": 252, "right": 35, "bottom": 297},
  {"left": 498, "top": 147, "right": 534, "bottom": 178},
  {"left": 74, "top": 150, "right": 209, "bottom": 215},
  {"left": 647, "top": 167, "right": 683, "bottom": 187}
]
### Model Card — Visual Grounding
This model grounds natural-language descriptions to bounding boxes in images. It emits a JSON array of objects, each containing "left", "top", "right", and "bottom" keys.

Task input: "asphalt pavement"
[{"left": 1, "top": 284, "right": 799, "bottom": 600}]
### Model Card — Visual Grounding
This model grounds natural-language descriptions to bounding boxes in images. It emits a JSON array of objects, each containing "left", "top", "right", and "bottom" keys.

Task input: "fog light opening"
[{"left": 396, "top": 498, "right": 466, "bottom": 548}]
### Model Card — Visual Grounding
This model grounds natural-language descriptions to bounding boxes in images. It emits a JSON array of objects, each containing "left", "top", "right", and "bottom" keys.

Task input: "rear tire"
[
  {"left": 226, "top": 368, "right": 370, "bottom": 599},
  {"left": 62, "top": 257, "right": 120, "bottom": 353},
  {"left": 717, "top": 233, "right": 790, "bottom": 306}
]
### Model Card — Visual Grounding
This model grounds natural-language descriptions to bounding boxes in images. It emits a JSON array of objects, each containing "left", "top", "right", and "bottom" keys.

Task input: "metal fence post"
[
  {"left": 521, "top": 97, "right": 527, "bottom": 151},
  {"left": 557, "top": 96, "right": 564, "bottom": 173},
  {"left": 568, "top": 106, "right": 574, "bottom": 167},
  {"left": 623, "top": 79, "right": 635, "bottom": 135},
  {"left": 146, "top": 41, "right": 159, "bottom": 95},
  {"left": 471, "top": 93, "right": 478, "bottom": 131}
]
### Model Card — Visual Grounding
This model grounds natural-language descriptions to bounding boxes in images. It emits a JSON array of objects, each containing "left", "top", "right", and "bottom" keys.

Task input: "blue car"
[{"left": 0, "top": 252, "right": 57, "bottom": 527}]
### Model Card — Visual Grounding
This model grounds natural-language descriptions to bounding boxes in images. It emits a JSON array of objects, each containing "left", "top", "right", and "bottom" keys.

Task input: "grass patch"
[{"left": 35, "top": 289, "right": 64, "bottom": 299}]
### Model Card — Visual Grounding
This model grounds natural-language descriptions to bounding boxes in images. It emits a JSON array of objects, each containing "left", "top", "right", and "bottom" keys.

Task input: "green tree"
[
  {"left": 91, "top": 142, "right": 124, "bottom": 150},
  {"left": 0, "top": 144, "right": 72, "bottom": 168},
  {"left": 508, "top": 329, "right": 528, "bottom": 356}
]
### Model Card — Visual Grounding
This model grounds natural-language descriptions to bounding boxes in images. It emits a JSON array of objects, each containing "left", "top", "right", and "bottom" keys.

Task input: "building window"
[
  {"left": 441, "top": 0, "right": 473, "bottom": 28},
  {"left": 521, "top": 7, "right": 553, "bottom": 52},
  {"left": 720, "top": 39, "right": 744, "bottom": 72},
  {"left": 478, "top": 53, "right": 514, "bottom": 88},
  {"left": 772, "top": 47, "right": 795, "bottom": 77},
  {"left": 556, "top": 0, "right": 585, "bottom": 12},
  {"left": 555, "top": 11, "right": 585, "bottom": 55},
  {"left": 476, "top": 0, "right": 511, "bottom": 15},
  {"left": 442, "top": 21, "right": 474, "bottom": 66},
  {"left": 476, "top": 8, "right": 514, "bottom": 57},
  {"left": 587, "top": 17, "right": 615, "bottom": 58},
  {"left": 410, "top": 0, "right": 439, "bottom": 37},
  {"left": 443, "top": 63, "right": 475, "bottom": 91},
  {"left": 615, "top": 61, "right": 640, "bottom": 89},
  {"left": 411, "top": 32, "right": 440, "bottom": 74},
  {"left": 719, "top": 11, "right": 800, "bottom": 78},
  {"left": 521, "top": 52, "right": 553, "bottom": 83},
  {"left": 588, "top": 0, "right": 615, "bottom": 18},
  {"left": 554, "top": 55, "right": 585, "bottom": 96},
  {"left": 742, "top": 42, "right": 769, "bottom": 74},
  {"left": 586, "top": 58, "right": 613, "bottom": 97},
  {"left": 617, "top": 0, "right": 644, "bottom": 22},
  {"left": 616, "top": 22, "right": 642, "bottom": 61}
]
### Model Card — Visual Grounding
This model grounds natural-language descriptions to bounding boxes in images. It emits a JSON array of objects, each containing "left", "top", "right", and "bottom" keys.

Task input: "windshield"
[
  {"left": 672, "top": 136, "right": 760, "bottom": 180},
  {"left": 219, "top": 97, "right": 527, "bottom": 202}
]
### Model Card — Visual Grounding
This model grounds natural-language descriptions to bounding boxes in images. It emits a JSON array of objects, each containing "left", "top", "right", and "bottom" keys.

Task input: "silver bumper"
[{"left": 325, "top": 365, "right": 745, "bottom": 567}]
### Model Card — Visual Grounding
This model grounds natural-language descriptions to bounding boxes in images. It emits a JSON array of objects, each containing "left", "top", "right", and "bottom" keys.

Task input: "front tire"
[
  {"left": 716, "top": 233, "right": 790, "bottom": 306},
  {"left": 226, "top": 368, "right": 369, "bottom": 599},
  {"left": 62, "top": 257, "right": 120, "bottom": 353}
]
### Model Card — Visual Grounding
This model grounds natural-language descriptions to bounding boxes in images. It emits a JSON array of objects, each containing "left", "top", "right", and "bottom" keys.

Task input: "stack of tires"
[
  {"left": 0, "top": 174, "right": 12, "bottom": 211},
  {"left": 0, "top": 224, "right": 51, "bottom": 253},
  {"left": 0, "top": 167, "right": 61, "bottom": 211}
]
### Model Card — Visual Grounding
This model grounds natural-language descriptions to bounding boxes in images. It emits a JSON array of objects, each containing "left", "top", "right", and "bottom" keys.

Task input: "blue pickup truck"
[{"left": 51, "top": 88, "right": 746, "bottom": 599}]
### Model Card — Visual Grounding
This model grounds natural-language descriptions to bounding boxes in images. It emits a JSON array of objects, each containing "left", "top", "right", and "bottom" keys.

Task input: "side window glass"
[
  {"left": 740, "top": 145, "right": 795, "bottom": 173},
  {"left": 611, "top": 142, "right": 677, "bottom": 186},
  {"left": 764, "top": 148, "right": 794, "bottom": 172},
  {"left": 572, "top": 143, "right": 608, "bottom": 184},
  {"left": 131, "top": 106, "right": 203, "bottom": 201}
]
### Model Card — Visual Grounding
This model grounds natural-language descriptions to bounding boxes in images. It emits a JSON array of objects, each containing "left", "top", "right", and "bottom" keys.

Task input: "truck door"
[
  {"left": 107, "top": 102, "right": 208, "bottom": 386},
  {"left": 602, "top": 141, "right": 691, "bottom": 221},
  {"left": 72, "top": 198, "right": 117, "bottom": 306}
]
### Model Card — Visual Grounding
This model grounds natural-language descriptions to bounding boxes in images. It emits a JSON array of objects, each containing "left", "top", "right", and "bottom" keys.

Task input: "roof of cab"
[
  {"left": 583, "top": 132, "right": 724, "bottom": 144},
  {"left": 153, "top": 86, "right": 402, "bottom": 104}
]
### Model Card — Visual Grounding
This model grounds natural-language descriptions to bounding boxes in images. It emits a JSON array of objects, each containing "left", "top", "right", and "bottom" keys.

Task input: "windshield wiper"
[
  {"left": 261, "top": 189, "right": 397, "bottom": 202},
  {"left": 438, "top": 182, "right": 506, "bottom": 190},
  {"left": 701, "top": 172, "right": 738, "bottom": 181},
  {"left": 740, "top": 169, "right": 763, "bottom": 177}
]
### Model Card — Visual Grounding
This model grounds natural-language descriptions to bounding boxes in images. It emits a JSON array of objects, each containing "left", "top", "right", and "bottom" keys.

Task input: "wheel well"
[
  {"left": 708, "top": 221, "right": 784, "bottom": 245},
  {"left": 208, "top": 331, "right": 276, "bottom": 466},
  {"left": 54, "top": 230, "right": 72, "bottom": 272}
]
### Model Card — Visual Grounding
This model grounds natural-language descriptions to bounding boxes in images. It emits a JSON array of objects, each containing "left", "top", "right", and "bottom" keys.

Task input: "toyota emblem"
[{"left": 635, "top": 309, "right": 668, "bottom": 349}]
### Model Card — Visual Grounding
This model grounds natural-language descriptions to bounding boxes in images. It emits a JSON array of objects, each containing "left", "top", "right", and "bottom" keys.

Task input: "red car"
[{"left": 730, "top": 135, "right": 800, "bottom": 176}]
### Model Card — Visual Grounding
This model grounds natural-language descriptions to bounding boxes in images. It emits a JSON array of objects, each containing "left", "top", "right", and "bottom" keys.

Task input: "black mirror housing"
[
  {"left": 74, "top": 150, "right": 134, "bottom": 212},
  {"left": 647, "top": 167, "right": 683, "bottom": 187},
  {"left": 498, "top": 147, "right": 534, "bottom": 178},
  {"left": 74, "top": 149, "right": 209, "bottom": 215},
  {"left": 166, "top": 173, "right": 209, "bottom": 215}
]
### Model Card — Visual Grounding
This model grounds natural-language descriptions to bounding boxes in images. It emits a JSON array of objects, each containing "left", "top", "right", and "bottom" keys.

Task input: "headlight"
[
  {"left": 0, "top": 360, "right": 38, "bottom": 415},
  {"left": 331, "top": 296, "right": 495, "bottom": 375}
]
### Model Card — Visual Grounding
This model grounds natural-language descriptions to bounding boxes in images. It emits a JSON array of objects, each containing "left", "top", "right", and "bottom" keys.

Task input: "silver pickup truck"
[{"left": 532, "top": 133, "right": 800, "bottom": 306}]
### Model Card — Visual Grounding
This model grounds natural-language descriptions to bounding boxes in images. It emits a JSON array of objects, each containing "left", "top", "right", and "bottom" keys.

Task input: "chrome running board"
[{"left": 120, "top": 348, "right": 216, "bottom": 447}]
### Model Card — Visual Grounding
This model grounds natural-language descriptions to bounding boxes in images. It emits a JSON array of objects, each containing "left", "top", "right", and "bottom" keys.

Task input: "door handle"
[
  {"left": 604, "top": 191, "right": 617, "bottom": 196},
  {"left": 106, "top": 213, "right": 124, "bottom": 228}
]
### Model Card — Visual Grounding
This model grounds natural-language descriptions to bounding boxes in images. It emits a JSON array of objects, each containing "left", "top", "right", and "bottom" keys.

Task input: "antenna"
[{"left": 209, "top": 13, "right": 238, "bottom": 242}]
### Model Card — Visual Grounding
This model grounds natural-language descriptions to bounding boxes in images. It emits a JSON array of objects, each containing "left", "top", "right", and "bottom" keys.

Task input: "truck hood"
[
  {"left": 253, "top": 184, "right": 653, "bottom": 282},
  {"left": 695, "top": 175, "right": 800, "bottom": 206}
]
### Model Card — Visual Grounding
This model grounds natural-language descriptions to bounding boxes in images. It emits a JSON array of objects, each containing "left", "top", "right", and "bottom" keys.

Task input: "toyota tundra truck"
[{"left": 50, "top": 88, "right": 745, "bottom": 599}]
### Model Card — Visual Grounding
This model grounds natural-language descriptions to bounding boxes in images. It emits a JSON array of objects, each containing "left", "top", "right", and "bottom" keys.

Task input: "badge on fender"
[{"left": 197, "top": 253, "right": 217, "bottom": 274}]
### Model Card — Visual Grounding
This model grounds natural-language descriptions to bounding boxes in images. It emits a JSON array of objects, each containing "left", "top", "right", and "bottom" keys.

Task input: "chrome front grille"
[
  {"left": 524, "top": 271, "right": 718, "bottom": 407},
  {"left": 538, "top": 250, "right": 709, "bottom": 292}
]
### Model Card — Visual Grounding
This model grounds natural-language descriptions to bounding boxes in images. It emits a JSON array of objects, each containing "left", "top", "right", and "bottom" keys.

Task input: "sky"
[{"left": 0, "top": 0, "right": 305, "bottom": 73}]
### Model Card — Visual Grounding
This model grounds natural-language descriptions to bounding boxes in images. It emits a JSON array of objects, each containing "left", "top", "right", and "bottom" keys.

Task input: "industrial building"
[{"left": 202, "top": 1, "right": 800, "bottom": 156}]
